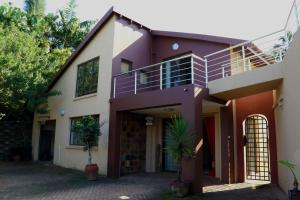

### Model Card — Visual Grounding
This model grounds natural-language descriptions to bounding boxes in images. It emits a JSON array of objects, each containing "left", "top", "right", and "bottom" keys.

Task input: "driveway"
[
  {"left": 0, "top": 162, "right": 172, "bottom": 200},
  {"left": 0, "top": 162, "right": 287, "bottom": 200}
]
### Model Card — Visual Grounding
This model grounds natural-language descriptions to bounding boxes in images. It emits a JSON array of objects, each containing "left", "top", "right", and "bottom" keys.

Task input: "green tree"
[
  {"left": 72, "top": 116, "right": 104, "bottom": 164},
  {"left": 24, "top": 0, "right": 45, "bottom": 16},
  {"left": 0, "top": 25, "right": 70, "bottom": 113},
  {"left": 45, "top": 0, "right": 95, "bottom": 50},
  {"left": 0, "top": 1, "right": 94, "bottom": 116}
]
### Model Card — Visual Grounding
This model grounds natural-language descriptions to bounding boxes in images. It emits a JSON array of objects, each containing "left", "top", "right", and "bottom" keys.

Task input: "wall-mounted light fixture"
[{"left": 145, "top": 116, "right": 154, "bottom": 126}]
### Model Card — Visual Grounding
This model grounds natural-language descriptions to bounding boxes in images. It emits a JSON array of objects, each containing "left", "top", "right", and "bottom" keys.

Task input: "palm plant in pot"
[
  {"left": 72, "top": 116, "right": 105, "bottom": 181},
  {"left": 165, "top": 117, "right": 194, "bottom": 198},
  {"left": 279, "top": 160, "right": 300, "bottom": 200}
]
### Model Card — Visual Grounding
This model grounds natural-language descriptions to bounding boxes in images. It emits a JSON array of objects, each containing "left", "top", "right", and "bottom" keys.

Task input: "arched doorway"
[{"left": 243, "top": 114, "right": 270, "bottom": 182}]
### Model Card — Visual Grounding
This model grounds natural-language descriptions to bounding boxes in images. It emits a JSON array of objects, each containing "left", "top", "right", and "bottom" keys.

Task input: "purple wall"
[
  {"left": 151, "top": 35, "right": 229, "bottom": 63},
  {"left": 112, "top": 18, "right": 152, "bottom": 76},
  {"left": 111, "top": 21, "right": 232, "bottom": 97}
]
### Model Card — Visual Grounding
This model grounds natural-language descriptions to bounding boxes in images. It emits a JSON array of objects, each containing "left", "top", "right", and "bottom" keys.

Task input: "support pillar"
[
  {"left": 181, "top": 94, "right": 203, "bottom": 193},
  {"left": 220, "top": 104, "right": 235, "bottom": 183},
  {"left": 107, "top": 110, "right": 122, "bottom": 178}
]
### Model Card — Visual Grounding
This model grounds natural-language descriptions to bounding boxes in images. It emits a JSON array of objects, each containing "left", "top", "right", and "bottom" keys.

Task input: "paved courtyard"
[{"left": 0, "top": 162, "right": 287, "bottom": 200}]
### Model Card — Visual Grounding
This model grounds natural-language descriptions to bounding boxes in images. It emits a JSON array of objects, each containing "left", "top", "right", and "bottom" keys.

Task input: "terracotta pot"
[
  {"left": 170, "top": 180, "right": 190, "bottom": 198},
  {"left": 84, "top": 164, "right": 99, "bottom": 181}
]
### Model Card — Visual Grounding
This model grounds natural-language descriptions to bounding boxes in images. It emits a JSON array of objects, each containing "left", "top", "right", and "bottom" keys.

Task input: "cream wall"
[
  {"left": 230, "top": 48, "right": 255, "bottom": 76},
  {"left": 274, "top": 30, "right": 300, "bottom": 193},
  {"left": 32, "top": 16, "right": 116, "bottom": 175}
]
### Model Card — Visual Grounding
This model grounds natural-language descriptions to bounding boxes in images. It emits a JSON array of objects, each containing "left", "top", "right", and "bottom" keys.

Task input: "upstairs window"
[
  {"left": 75, "top": 57, "right": 99, "bottom": 97},
  {"left": 121, "top": 59, "right": 133, "bottom": 74},
  {"left": 70, "top": 115, "right": 99, "bottom": 146}
]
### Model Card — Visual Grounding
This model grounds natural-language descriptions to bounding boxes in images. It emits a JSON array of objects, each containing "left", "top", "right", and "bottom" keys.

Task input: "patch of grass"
[{"left": 159, "top": 191, "right": 204, "bottom": 200}]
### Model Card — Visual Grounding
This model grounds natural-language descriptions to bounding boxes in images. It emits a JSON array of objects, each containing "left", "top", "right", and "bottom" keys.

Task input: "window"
[
  {"left": 121, "top": 59, "right": 133, "bottom": 74},
  {"left": 139, "top": 70, "right": 148, "bottom": 85},
  {"left": 70, "top": 115, "right": 99, "bottom": 146},
  {"left": 75, "top": 57, "right": 99, "bottom": 97}
]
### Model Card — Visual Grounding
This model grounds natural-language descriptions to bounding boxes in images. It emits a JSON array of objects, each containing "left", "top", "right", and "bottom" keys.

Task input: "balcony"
[
  {"left": 113, "top": 54, "right": 207, "bottom": 98},
  {"left": 112, "top": 0, "right": 300, "bottom": 99}
]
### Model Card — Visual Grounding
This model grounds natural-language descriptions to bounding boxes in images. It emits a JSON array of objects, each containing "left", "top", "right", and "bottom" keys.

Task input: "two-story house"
[{"left": 32, "top": 3, "right": 300, "bottom": 194}]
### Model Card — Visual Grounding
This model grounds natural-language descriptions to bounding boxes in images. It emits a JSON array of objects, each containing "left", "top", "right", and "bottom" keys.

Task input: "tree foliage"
[
  {"left": 72, "top": 116, "right": 104, "bottom": 164},
  {"left": 0, "top": 1, "right": 95, "bottom": 115},
  {"left": 24, "top": 0, "right": 45, "bottom": 16}
]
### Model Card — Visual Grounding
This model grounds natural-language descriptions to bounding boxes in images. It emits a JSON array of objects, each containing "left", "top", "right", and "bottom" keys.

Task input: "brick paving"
[
  {"left": 0, "top": 162, "right": 287, "bottom": 200},
  {"left": 0, "top": 162, "right": 172, "bottom": 200}
]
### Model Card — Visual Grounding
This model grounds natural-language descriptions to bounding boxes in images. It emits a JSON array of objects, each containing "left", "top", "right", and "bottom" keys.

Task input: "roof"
[{"left": 47, "top": 7, "right": 246, "bottom": 92}]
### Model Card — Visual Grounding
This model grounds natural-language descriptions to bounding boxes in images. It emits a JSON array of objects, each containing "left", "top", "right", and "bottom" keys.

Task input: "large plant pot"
[
  {"left": 170, "top": 180, "right": 190, "bottom": 198},
  {"left": 289, "top": 190, "right": 300, "bottom": 200},
  {"left": 84, "top": 164, "right": 99, "bottom": 181}
]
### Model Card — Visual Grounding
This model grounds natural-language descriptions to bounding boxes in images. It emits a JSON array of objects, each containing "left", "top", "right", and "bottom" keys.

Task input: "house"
[{"left": 32, "top": 2, "right": 300, "bottom": 194}]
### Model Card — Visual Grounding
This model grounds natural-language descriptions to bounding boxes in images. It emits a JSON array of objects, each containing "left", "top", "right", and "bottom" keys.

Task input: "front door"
[
  {"left": 162, "top": 119, "right": 177, "bottom": 172},
  {"left": 38, "top": 120, "right": 56, "bottom": 161},
  {"left": 245, "top": 115, "right": 270, "bottom": 181}
]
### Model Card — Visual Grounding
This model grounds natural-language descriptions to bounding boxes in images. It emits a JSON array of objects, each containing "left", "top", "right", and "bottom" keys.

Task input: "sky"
[{"left": 0, "top": 0, "right": 294, "bottom": 40}]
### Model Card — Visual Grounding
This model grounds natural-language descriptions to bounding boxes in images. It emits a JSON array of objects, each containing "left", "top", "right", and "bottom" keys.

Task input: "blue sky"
[{"left": 0, "top": 0, "right": 294, "bottom": 40}]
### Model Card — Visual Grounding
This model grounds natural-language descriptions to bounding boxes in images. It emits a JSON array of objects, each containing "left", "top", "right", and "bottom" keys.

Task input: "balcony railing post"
[
  {"left": 160, "top": 64, "right": 163, "bottom": 90},
  {"left": 242, "top": 46, "right": 246, "bottom": 72},
  {"left": 204, "top": 58, "right": 208, "bottom": 88},
  {"left": 222, "top": 66, "right": 225, "bottom": 78},
  {"left": 279, "top": 49, "right": 283, "bottom": 62},
  {"left": 113, "top": 77, "right": 116, "bottom": 98},
  {"left": 134, "top": 71, "right": 137, "bottom": 95},
  {"left": 191, "top": 56, "right": 194, "bottom": 84},
  {"left": 248, "top": 59, "right": 251, "bottom": 71}
]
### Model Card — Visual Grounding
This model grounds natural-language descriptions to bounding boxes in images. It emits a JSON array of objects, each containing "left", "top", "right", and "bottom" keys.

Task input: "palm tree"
[
  {"left": 24, "top": 0, "right": 45, "bottom": 16},
  {"left": 45, "top": 0, "right": 94, "bottom": 50},
  {"left": 165, "top": 117, "right": 195, "bottom": 182}
]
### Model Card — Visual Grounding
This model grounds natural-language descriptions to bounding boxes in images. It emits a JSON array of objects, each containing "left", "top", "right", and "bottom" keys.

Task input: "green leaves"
[
  {"left": 0, "top": 1, "right": 94, "bottom": 115},
  {"left": 165, "top": 117, "right": 195, "bottom": 162},
  {"left": 279, "top": 160, "right": 296, "bottom": 170},
  {"left": 24, "top": 0, "right": 45, "bottom": 16},
  {"left": 0, "top": 25, "right": 70, "bottom": 113},
  {"left": 279, "top": 160, "right": 298, "bottom": 185},
  {"left": 72, "top": 116, "right": 104, "bottom": 149}
]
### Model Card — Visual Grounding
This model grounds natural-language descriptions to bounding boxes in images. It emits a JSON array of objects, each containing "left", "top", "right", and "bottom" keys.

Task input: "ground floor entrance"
[{"left": 38, "top": 120, "right": 55, "bottom": 161}]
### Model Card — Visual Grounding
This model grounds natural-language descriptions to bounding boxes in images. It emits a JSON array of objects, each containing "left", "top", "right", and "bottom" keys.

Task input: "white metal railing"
[
  {"left": 204, "top": 0, "right": 300, "bottom": 82},
  {"left": 112, "top": 0, "right": 300, "bottom": 98},
  {"left": 113, "top": 54, "right": 206, "bottom": 98}
]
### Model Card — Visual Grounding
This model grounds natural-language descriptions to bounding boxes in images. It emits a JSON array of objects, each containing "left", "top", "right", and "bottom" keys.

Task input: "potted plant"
[
  {"left": 73, "top": 116, "right": 104, "bottom": 181},
  {"left": 165, "top": 117, "right": 194, "bottom": 198},
  {"left": 279, "top": 160, "right": 300, "bottom": 200}
]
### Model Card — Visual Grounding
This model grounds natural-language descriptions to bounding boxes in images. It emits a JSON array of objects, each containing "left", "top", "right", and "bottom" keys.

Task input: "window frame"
[
  {"left": 75, "top": 57, "right": 100, "bottom": 98},
  {"left": 69, "top": 114, "right": 100, "bottom": 146}
]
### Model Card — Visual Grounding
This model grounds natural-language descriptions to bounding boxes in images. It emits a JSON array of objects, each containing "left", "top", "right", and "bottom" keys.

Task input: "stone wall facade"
[
  {"left": 0, "top": 112, "right": 32, "bottom": 161},
  {"left": 120, "top": 112, "right": 146, "bottom": 175}
]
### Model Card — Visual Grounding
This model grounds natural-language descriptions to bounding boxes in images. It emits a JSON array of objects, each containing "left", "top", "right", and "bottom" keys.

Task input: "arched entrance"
[{"left": 243, "top": 114, "right": 270, "bottom": 182}]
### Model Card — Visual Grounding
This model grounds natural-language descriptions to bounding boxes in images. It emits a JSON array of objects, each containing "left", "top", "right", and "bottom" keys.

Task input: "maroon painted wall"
[
  {"left": 112, "top": 18, "right": 152, "bottom": 76},
  {"left": 220, "top": 104, "right": 235, "bottom": 183},
  {"left": 151, "top": 35, "right": 229, "bottom": 63},
  {"left": 235, "top": 91, "right": 278, "bottom": 184}
]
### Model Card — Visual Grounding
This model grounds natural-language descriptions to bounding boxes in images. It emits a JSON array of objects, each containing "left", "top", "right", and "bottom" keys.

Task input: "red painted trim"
[{"left": 235, "top": 91, "right": 278, "bottom": 184}]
